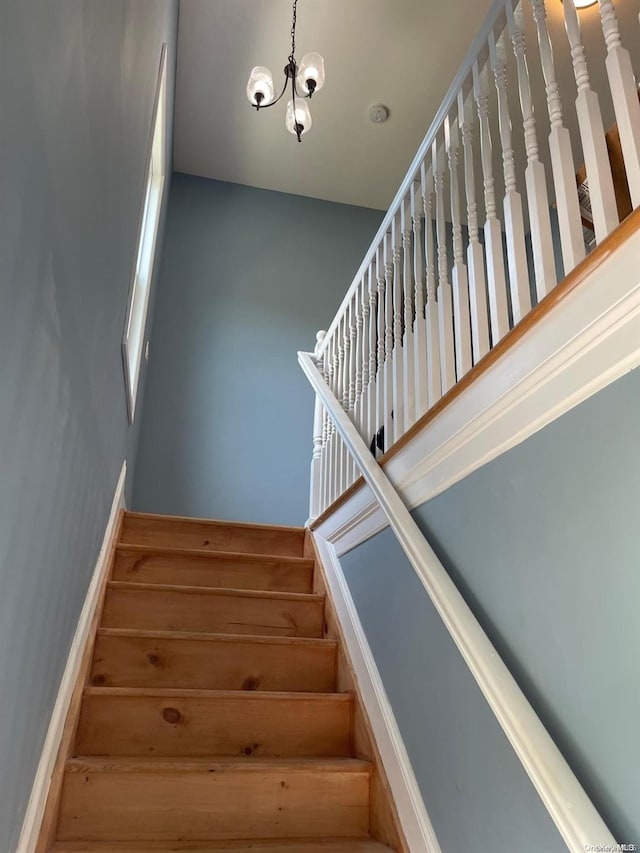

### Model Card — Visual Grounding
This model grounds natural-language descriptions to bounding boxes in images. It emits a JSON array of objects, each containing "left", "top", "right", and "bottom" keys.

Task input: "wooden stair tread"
[
  {"left": 65, "top": 756, "right": 371, "bottom": 773},
  {"left": 107, "top": 581, "right": 323, "bottom": 602},
  {"left": 114, "top": 546, "right": 314, "bottom": 593},
  {"left": 52, "top": 839, "right": 395, "bottom": 851},
  {"left": 83, "top": 686, "right": 351, "bottom": 700},
  {"left": 91, "top": 629, "right": 337, "bottom": 693},
  {"left": 121, "top": 513, "right": 305, "bottom": 558},
  {"left": 96, "top": 627, "right": 336, "bottom": 646},
  {"left": 76, "top": 688, "right": 353, "bottom": 757},
  {"left": 101, "top": 583, "right": 325, "bottom": 638}
]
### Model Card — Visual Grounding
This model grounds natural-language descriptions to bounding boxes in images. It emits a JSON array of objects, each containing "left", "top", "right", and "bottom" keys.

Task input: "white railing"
[
  {"left": 308, "top": 0, "right": 640, "bottom": 519},
  {"left": 299, "top": 350, "right": 616, "bottom": 851}
]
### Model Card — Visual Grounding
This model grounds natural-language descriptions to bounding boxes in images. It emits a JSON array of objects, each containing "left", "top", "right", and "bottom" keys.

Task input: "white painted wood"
[
  {"left": 508, "top": 2, "right": 556, "bottom": 302},
  {"left": 411, "top": 180, "right": 429, "bottom": 419},
  {"left": 348, "top": 294, "right": 358, "bottom": 485},
  {"left": 598, "top": 0, "right": 640, "bottom": 210},
  {"left": 383, "top": 234, "right": 396, "bottom": 450},
  {"left": 354, "top": 280, "right": 365, "bottom": 444},
  {"left": 474, "top": 59, "right": 510, "bottom": 344},
  {"left": 392, "top": 214, "right": 406, "bottom": 443},
  {"left": 312, "top": 533, "right": 443, "bottom": 853},
  {"left": 300, "top": 351, "right": 617, "bottom": 852},
  {"left": 562, "top": 0, "right": 618, "bottom": 243},
  {"left": 458, "top": 88, "right": 490, "bottom": 364},
  {"left": 365, "top": 265, "right": 378, "bottom": 448},
  {"left": 327, "top": 331, "right": 339, "bottom": 508},
  {"left": 530, "top": 0, "right": 586, "bottom": 276},
  {"left": 375, "top": 247, "right": 387, "bottom": 451},
  {"left": 490, "top": 29, "right": 532, "bottom": 325},
  {"left": 309, "top": 330, "right": 326, "bottom": 522},
  {"left": 433, "top": 139, "right": 456, "bottom": 394},
  {"left": 315, "top": 225, "right": 640, "bottom": 557},
  {"left": 401, "top": 201, "right": 417, "bottom": 427},
  {"left": 16, "top": 460, "right": 127, "bottom": 853},
  {"left": 445, "top": 114, "right": 473, "bottom": 379},
  {"left": 338, "top": 312, "right": 349, "bottom": 495},
  {"left": 315, "top": 0, "right": 509, "bottom": 360},
  {"left": 421, "top": 162, "right": 442, "bottom": 409}
]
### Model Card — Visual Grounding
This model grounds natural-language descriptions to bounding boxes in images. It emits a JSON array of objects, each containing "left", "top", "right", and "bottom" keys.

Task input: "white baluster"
[
  {"left": 508, "top": 2, "right": 556, "bottom": 302},
  {"left": 366, "top": 264, "right": 378, "bottom": 451},
  {"left": 598, "top": 0, "right": 640, "bottom": 209},
  {"left": 309, "top": 330, "right": 326, "bottom": 520},
  {"left": 334, "top": 316, "right": 345, "bottom": 496},
  {"left": 458, "top": 87, "right": 490, "bottom": 363},
  {"left": 360, "top": 273, "right": 370, "bottom": 445},
  {"left": 354, "top": 279, "right": 365, "bottom": 442},
  {"left": 375, "top": 246, "right": 387, "bottom": 451},
  {"left": 383, "top": 234, "right": 395, "bottom": 451},
  {"left": 411, "top": 180, "right": 428, "bottom": 418},
  {"left": 433, "top": 138, "right": 456, "bottom": 394},
  {"left": 474, "top": 60, "right": 510, "bottom": 345},
  {"left": 401, "top": 200, "right": 416, "bottom": 427},
  {"left": 324, "top": 335, "right": 335, "bottom": 509},
  {"left": 489, "top": 30, "right": 532, "bottom": 324},
  {"left": 348, "top": 293, "right": 358, "bottom": 485},
  {"left": 562, "top": 0, "right": 618, "bottom": 242},
  {"left": 530, "top": 0, "right": 585, "bottom": 274},
  {"left": 392, "top": 214, "right": 406, "bottom": 442},
  {"left": 445, "top": 113, "right": 473, "bottom": 378},
  {"left": 421, "top": 160, "right": 442, "bottom": 407}
]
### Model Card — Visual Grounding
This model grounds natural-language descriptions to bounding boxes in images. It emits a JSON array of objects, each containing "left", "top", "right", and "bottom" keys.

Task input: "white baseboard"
[
  {"left": 312, "top": 532, "right": 442, "bottom": 853},
  {"left": 16, "top": 460, "right": 127, "bottom": 853},
  {"left": 317, "top": 229, "right": 640, "bottom": 556}
]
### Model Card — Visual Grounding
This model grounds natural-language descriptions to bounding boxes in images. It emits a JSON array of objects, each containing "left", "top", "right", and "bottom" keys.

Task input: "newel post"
[{"left": 308, "top": 330, "right": 326, "bottom": 524}]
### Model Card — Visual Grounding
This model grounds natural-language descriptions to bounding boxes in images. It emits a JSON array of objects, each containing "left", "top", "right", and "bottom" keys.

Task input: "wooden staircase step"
[
  {"left": 75, "top": 688, "right": 353, "bottom": 758},
  {"left": 121, "top": 512, "right": 305, "bottom": 557},
  {"left": 57, "top": 757, "right": 372, "bottom": 841},
  {"left": 101, "top": 582, "right": 324, "bottom": 638},
  {"left": 52, "top": 839, "right": 395, "bottom": 851},
  {"left": 113, "top": 545, "right": 314, "bottom": 593},
  {"left": 91, "top": 629, "right": 337, "bottom": 692}
]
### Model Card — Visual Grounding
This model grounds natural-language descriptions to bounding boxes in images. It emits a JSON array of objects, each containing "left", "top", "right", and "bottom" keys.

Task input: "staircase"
[{"left": 50, "top": 511, "right": 396, "bottom": 852}]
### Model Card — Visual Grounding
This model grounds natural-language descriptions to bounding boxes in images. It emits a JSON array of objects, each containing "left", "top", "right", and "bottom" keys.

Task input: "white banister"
[
  {"left": 392, "top": 215, "right": 406, "bottom": 441},
  {"left": 445, "top": 113, "right": 472, "bottom": 380},
  {"left": 508, "top": 1, "right": 556, "bottom": 302},
  {"left": 383, "top": 234, "right": 395, "bottom": 448},
  {"left": 308, "top": 330, "right": 326, "bottom": 521},
  {"left": 421, "top": 161, "right": 442, "bottom": 409},
  {"left": 401, "top": 200, "right": 416, "bottom": 427},
  {"left": 376, "top": 247, "right": 387, "bottom": 451},
  {"left": 411, "top": 180, "right": 428, "bottom": 418},
  {"left": 474, "top": 59, "right": 510, "bottom": 345},
  {"left": 433, "top": 139, "right": 456, "bottom": 394},
  {"left": 598, "top": 0, "right": 640, "bottom": 209},
  {"left": 530, "top": 0, "right": 585, "bottom": 276},
  {"left": 458, "top": 87, "right": 490, "bottom": 364},
  {"left": 299, "top": 348, "right": 617, "bottom": 853},
  {"left": 562, "top": 0, "right": 618, "bottom": 243}
]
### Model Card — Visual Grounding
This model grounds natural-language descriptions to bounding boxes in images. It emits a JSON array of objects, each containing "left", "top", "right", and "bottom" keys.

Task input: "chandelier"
[{"left": 245, "top": 0, "right": 325, "bottom": 142}]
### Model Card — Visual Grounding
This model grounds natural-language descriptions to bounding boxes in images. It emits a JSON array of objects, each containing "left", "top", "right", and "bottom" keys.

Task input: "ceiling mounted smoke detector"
[{"left": 368, "top": 104, "right": 390, "bottom": 124}]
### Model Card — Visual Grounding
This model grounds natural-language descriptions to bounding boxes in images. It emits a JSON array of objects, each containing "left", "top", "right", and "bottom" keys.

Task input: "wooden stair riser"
[
  {"left": 101, "top": 584, "right": 324, "bottom": 638},
  {"left": 121, "top": 514, "right": 305, "bottom": 557},
  {"left": 75, "top": 690, "right": 352, "bottom": 758},
  {"left": 52, "top": 840, "right": 394, "bottom": 851},
  {"left": 114, "top": 548, "right": 314, "bottom": 594},
  {"left": 57, "top": 760, "right": 372, "bottom": 841},
  {"left": 90, "top": 631, "right": 337, "bottom": 693}
]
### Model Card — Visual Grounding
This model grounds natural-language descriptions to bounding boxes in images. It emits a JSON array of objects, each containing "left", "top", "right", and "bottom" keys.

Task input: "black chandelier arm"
[{"left": 252, "top": 73, "right": 290, "bottom": 111}]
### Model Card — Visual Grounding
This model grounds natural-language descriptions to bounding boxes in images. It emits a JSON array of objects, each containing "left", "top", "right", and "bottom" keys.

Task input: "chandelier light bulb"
[
  {"left": 286, "top": 98, "right": 312, "bottom": 138},
  {"left": 297, "top": 52, "right": 326, "bottom": 96},
  {"left": 246, "top": 66, "right": 275, "bottom": 107},
  {"left": 564, "top": 0, "right": 597, "bottom": 7}
]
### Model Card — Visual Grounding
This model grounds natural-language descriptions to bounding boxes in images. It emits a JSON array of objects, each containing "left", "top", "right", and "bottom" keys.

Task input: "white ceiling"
[{"left": 173, "top": 0, "right": 496, "bottom": 210}]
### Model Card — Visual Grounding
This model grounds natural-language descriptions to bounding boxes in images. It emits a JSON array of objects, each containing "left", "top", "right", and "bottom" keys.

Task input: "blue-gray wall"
[
  {"left": 341, "top": 365, "right": 640, "bottom": 851},
  {"left": 0, "top": 2, "right": 178, "bottom": 848},
  {"left": 133, "top": 175, "right": 383, "bottom": 526}
]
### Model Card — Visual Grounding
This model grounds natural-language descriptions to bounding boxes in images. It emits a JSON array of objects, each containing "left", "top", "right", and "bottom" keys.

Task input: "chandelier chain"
[{"left": 289, "top": 0, "right": 298, "bottom": 64}]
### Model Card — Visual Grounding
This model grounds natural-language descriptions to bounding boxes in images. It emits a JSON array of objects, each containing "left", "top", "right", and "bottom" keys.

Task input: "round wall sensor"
[{"left": 368, "top": 104, "right": 390, "bottom": 124}]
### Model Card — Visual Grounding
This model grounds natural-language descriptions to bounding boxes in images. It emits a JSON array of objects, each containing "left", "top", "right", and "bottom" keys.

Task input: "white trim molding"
[
  {"left": 313, "top": 533, "right": 443, "bottom": 853},
  {"left": 316, "top": 228, "right": 640, "bottom": 556},
  {"left": 16, "top": 461, "right": 127, "bottom": 853},
  {"left": 300, "top": 351, "right": 616, "bottom": 851}
]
